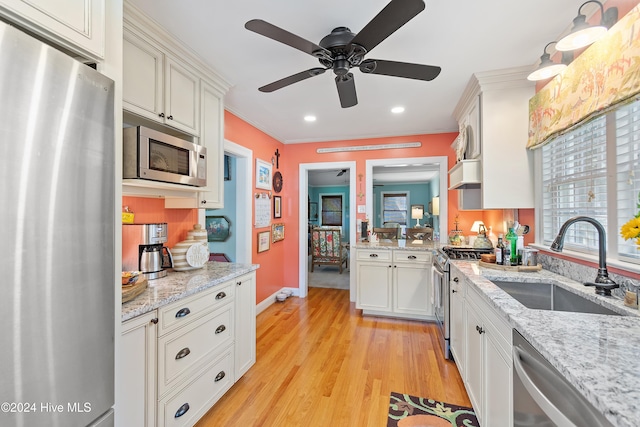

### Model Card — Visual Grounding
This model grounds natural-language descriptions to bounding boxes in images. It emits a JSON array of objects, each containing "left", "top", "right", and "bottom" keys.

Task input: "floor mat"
[{"left": 388, "top": 392, "right": 479, "bottom": 427}]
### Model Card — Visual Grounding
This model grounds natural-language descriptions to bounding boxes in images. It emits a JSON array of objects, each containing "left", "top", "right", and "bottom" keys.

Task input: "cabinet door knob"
[
  {"left": 175, "top": 347, "right": 191, "bottom": 360},
  {"left": 214, "top": 371, "right": 226, "bottom": 382},
  {"left": 175, "top": 307, "right": 191, "bottom": 318},
  {"left": 158, "top": 112, "right": 165, "bottom": 118},
  {"left": 150, "top": 318, "right": 158, "bottom": 324},
  {"left": 216, "top": 291, "right": 227, "bottom": 300},
  {"left": 167, "top": 115, "right": 174, "bottom": 120},
  {"left": 174, "top": 403, "right": 189, "bottom": 418},
  {"left": 476, "top": 325, "right": 484, "bottom": 334},
  {"left": 201, "top": 200, "right": 207, "bottom": 204},
  {"left": 408, "top": 255, "right": 417, "bottom": 260},
  {"left": 451, "top": 289, "right": 457, "bottom": 293},
  {"left": 215, "top": 324, "right": 226, "bottom": 334},
  {"left": 369, "top": 253, "right": 378, "bottom": 258},
  {"left": 453, "top": 277, "right": 459, "bottom": 282},
  {"left": 237, "top": 281, "right": 242, "bottom": 286}
]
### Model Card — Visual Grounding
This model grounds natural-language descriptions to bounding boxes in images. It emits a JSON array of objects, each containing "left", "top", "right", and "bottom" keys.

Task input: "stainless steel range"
[{"left": 433, "top": 246, "right": 493, "bottom": 360}]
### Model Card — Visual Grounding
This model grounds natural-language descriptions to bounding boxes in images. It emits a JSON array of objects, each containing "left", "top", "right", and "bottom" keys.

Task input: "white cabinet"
[
  {"left": 355, "top": 248, "right": 433, "bottom": 320},
  {"left": 117, "top": 310, "right": 157, "bottom": 427},
  {"left": 234, "top": 273, "right": 256, "bottom": 379},
  {"left": 449, "top": 266, "right": 465, "bottom": 377},
  {"left": 123, "top": 26, "right": 200, "bottom": 136},
  {"left": 164, "top": 79, "right": 225, "bottom": 209},
  {"left": 451, "top": 67, "right": 535, "bottom": 209},
  {"left": 0, "top": 0, "right": 105, "bottom": 60},
  {"left": 459, "top": 280, "right": 512, "bottom": 426}
]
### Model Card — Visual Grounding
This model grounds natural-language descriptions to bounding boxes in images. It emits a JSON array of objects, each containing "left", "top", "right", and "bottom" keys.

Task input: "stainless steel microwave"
[{"left": 123, "top": 126, "right": 206, "bottom": 187}]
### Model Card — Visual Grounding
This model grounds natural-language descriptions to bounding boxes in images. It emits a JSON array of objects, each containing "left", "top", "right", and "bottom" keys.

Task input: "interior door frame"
[{"left": 299, "top": 161, "right": 357, "bottom": 300}]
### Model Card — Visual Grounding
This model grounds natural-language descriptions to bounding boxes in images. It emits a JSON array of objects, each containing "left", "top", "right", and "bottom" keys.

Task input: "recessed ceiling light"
[
  {"left": 391, "top": 106, "right": 405, "bottom": 114},
  {"left": 304, "top": 115, "right": 317, "bottom": 122}
]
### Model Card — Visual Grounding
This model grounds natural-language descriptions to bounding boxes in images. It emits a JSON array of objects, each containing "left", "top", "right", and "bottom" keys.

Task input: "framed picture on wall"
[
  {"left": 257, "top": 230, "right": 271, "bottom": 252},
  {"left": 272, "top": 223, "right": 285, "bottom": 242},
  {"left": 255, "top": 158, "right": 272, "bottom": 190},
  {"left": 205, "top": 215, "right": 231, "bottom": 242},
  {"left": 273, "top": 196, "right": 282, "bottom": 218}
]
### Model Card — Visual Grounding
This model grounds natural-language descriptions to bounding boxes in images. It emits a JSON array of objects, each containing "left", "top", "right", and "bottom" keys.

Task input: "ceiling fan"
[
  {"left": 245, "top": 0, "right": 441, "bottom": 108},
  {"left": 336, "top": 169, "right": 347, "bottom": 177}
]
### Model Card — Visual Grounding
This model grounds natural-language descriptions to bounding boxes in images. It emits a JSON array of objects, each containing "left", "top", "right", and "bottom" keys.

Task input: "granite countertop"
[
  {"left": 452, "top": 261, "right": 640, "bottom": 427},
  {"left": 352, "top": 240, "right": 439, "bottom": 251},
  {"left": 122, "top": 262, "right": 259, "bottom": 322}
]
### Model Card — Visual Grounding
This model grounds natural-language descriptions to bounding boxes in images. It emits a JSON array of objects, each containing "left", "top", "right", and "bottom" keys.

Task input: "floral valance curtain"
[{"left": 527, "top": 4, "right": 640, "bottom": 149}]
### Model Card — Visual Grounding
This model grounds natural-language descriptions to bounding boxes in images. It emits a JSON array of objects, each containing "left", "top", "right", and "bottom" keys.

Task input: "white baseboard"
[{"left": 256, "top": 287, "right": 300, "bottom": 315}]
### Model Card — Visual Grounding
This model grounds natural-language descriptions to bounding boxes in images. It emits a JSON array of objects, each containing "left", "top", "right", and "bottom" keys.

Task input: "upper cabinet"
[
  {"left": 0, "top": 0, "right": 105, "bottom": 60},
  {"left": 123, "top": 26, "right": 200, "bottom": 136},
  {"left": 451, "top": 67, "right": 535, "bottom": 210}
]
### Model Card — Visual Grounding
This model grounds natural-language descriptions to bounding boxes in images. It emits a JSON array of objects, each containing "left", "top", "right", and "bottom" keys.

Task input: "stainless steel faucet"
[{"left": 550, "top": 216, "right": 619, "bottom": 296}]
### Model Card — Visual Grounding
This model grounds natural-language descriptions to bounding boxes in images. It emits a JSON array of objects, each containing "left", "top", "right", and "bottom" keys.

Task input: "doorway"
[{"left": 299, "top": 161, "right": 357, "bottom": 301}]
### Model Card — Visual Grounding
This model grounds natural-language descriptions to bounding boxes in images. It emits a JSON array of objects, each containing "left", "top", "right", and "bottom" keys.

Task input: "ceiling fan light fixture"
[
  {"left": 556, "top": 1, "right": 618, "bottom": 51},
  {"left": 391, "top": 106, "right": 405, "bottom": 114},
  {"left": 304, "top": 115, "right": 317, "bottom": 122},
  {"left": 527, "top": 42, "right": 567, "bottom": 81}
]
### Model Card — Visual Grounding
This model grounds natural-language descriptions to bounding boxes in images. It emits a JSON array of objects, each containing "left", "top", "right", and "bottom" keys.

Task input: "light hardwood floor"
[{"left": 196, "top": 287, "right": 470, "bottom": 427}]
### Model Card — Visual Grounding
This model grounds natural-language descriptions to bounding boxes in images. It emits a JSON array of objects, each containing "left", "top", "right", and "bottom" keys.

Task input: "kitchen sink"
[{"left": 491, "top": 281, "right": 621, "bottom": 316}]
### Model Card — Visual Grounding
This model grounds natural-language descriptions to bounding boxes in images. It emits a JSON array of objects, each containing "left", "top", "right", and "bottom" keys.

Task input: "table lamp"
[{"left": 411, "top": 205, "right": 424, "bottom": 227}]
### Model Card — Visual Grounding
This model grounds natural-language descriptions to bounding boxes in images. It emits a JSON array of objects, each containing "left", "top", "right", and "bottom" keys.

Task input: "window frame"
[{"left": 380, "top": 192, "right": 409, "bottom": 226}]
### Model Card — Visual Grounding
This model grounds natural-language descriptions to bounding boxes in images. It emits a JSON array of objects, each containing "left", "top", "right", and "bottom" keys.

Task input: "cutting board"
[{"left": 122, "top": 275, "right": 148, "bottom": 303}]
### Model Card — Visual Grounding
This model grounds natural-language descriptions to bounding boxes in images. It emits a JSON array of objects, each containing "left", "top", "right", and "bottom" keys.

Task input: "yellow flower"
[{"left": 620, "top": 217, "right": 640, "bottom": 240}]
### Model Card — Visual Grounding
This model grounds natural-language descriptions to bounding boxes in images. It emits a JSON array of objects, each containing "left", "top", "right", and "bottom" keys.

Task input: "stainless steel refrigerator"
[{"left": 0, "top": 21, "right": 115, "bottom": 427}]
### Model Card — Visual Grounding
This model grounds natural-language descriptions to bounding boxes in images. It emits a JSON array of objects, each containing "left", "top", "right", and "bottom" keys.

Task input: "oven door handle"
[
  {"left": 513, "top": 346, "right": 578, "bottom": 427},
  {"left": 432, "top": 266, "right": 443, "bottom": 306}
]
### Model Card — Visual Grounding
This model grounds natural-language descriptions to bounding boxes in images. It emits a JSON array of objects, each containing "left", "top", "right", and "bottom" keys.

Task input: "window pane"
[
  {"left": 616, "top": 99, "right": 640, "bottom": 262},
  {"left": 541, "top": 116, "right": 607, "bottom": 253},
  {"left": 383, "top": 193, "right": 408, "bottom": 225},
  {"left": 321, "top": 195, "right": 342, "bottom": 226}
]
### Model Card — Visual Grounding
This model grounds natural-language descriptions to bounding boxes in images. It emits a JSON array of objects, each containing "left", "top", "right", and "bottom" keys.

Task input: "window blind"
[
  {"left": 616, "top": 100, "right": 640, "bottom": 261},
  {"left": 541, "top": 116, "right": 607, "bottom": 253}
]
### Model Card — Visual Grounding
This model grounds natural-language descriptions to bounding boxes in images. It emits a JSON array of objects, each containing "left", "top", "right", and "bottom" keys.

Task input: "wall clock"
[{"left": 273, "top": 171, "right": 283, "bottom": 193}]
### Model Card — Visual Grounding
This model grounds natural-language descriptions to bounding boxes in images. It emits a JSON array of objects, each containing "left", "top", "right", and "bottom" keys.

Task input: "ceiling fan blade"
[
  {"left": 349, "top": 0, "right": 425, "bottom": 54},
  {"left": 335, "top": 73, "right": 357, "bottom": 108},
  {"left": 360, "top": 59, "right": 441, "bottom": 81},
  {"left": 245, "top": 19, "right": 331, "bottom": 59},
  {"left": 259, "top": 68, "right": 326, "bottom": 93}
]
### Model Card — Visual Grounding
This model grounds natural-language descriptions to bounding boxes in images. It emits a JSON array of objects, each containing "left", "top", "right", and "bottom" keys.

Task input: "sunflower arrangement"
[{"left": 620, "top": 192, "right": 640, "bottom": 248}]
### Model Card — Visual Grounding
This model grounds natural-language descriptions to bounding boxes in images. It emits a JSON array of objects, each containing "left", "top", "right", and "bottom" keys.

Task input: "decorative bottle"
[
  {"left": 505, "top": 227, "right": 518, "bottom": 265},
  {"left": 495, "top": 235, "right": 505, "bottom": 265}
]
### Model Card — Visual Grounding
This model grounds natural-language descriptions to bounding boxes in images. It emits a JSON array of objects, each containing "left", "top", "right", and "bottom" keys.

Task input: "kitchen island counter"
[
  {"left": 453, "top": 261, "right": 640, "bottom": 427},
  {"left": 122, "top": 262, "right": 259, "bottom": 321},
  {"left": 352, "top": 240, "right": 439, "bottom": 251}
]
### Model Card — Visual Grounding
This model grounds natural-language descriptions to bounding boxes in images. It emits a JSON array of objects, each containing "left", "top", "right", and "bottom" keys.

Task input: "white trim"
[
  {"left": 366, "top": 157, "right": 448, "bottom": 243},
  {"left": 300, "top": 161, "right": 357, "bottom": 301},
  {"left": 316, "top": 142, "right": 421, "bottom": 153},
  {"left": 224, "top": 140, "right": 252, "bottom": 264}
]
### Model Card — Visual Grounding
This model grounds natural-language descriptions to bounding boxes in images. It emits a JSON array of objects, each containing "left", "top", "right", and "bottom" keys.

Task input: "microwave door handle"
[{"left": 512, "top": 347, "right": 578, "bottom": 427}]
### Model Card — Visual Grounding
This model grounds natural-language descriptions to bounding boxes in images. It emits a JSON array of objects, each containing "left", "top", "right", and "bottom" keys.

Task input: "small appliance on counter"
[{"left": 123, "top": 223, "right": 173, "bottom": 279}]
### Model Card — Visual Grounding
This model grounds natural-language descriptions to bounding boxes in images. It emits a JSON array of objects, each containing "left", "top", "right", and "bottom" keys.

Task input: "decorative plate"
[
  {"left": 273, "top": 171, "right": 283, "bottom": 193},
  {"left": 186, "top": 243, "right": 209, "bottom": 268}
]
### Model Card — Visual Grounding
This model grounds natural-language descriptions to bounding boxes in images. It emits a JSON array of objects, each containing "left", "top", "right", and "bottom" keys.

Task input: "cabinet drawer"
[
  {"left": 393, "top": 250, "right": 432, "bottom": 264},
  {"left": 158, "top": 349, "right": 234, "bottom": 427},
  {"left": 158, "top": 303, "right": 234, "bottom": 397},
  {"left": 158, "top": 282, "right": 234, "bottom": 336},
  {"left": 357, "top": 249, "right": 391, "bottom": 262}
]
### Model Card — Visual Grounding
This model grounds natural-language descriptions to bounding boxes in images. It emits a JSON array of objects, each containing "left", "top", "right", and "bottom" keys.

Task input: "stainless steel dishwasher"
[{"left": 512, "top": 330, "right": 615, "bottom": 427}]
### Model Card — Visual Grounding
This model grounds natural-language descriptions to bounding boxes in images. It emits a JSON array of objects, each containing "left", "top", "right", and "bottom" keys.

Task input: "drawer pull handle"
[
  {"left": 369, "top": 253, "right": 378, "bottom": 258},
  {"left": 174, "top": 403, "right": 189, "bottom": 418},
  {"left": 216, "top": 291, "right": 227, "bottom": 300},
  {"left": 175, "top": 347, "right": 191, "bottom": 360},
  {"left": 175, "top": 308, "right": 191, "bottom": 318},
  {"left": 214, "top": 371, "right": 226, "bottom": 382},
  {"left": 408, "top": 255, "right": 417, "bottom": 260},
  {"left": 215, "top": 324, "right": 226, "bottom": 334}
]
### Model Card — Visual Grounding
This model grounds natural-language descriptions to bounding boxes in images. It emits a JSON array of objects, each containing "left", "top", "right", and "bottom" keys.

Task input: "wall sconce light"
[
  {"left": 431, "top": 196, "right": 440, "bottom": 216},
  {"left": 470, "top": 220, "right": 485, "bottom": 234},
  {"left": 556, "top": 0, "right": 618, "bottom": 51},
  {"left": 527, "top": 42, "right": 571, "bottom": 81},
  {"left": 411, "top": 205, "right": 424, "bottom": 227}
]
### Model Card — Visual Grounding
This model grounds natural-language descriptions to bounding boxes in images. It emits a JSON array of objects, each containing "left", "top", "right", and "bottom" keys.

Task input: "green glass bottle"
[{"left": 505, "top": 227, "right": 518, "bottom": 265}]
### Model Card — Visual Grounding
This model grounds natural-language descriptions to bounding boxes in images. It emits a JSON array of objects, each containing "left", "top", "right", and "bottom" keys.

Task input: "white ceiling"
[{"left": 128, "top": 0, "right": 594, "bottom": 144}]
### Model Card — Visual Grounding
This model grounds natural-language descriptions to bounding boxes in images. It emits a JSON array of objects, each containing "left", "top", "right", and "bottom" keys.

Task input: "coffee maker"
[{"left": 122, "top": 223, "right": 173, "bottom": 279}]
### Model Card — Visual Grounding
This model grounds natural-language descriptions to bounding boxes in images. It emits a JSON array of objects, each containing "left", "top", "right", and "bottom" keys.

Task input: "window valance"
[{"left": 527, "top": 4, "right": 640, "bottom": 149}]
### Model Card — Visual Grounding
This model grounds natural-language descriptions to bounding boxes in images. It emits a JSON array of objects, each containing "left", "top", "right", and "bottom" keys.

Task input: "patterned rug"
[{"left": 388, "top": 392, "right": 479, "bottom": 427}]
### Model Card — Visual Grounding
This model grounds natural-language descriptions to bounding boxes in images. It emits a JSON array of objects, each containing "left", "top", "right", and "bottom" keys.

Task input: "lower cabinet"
[
  {"left": 117, "top": 310, "right": 157, "bottom": 427},
  {"left": 355, "top": 248, "right": 433, "bottom": 319},
  {"left": 119, "top": 271, "right": 257, "bottom": 427},
  {"left": 450, "top": 267, "right": 512, "bottom": 427}
]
